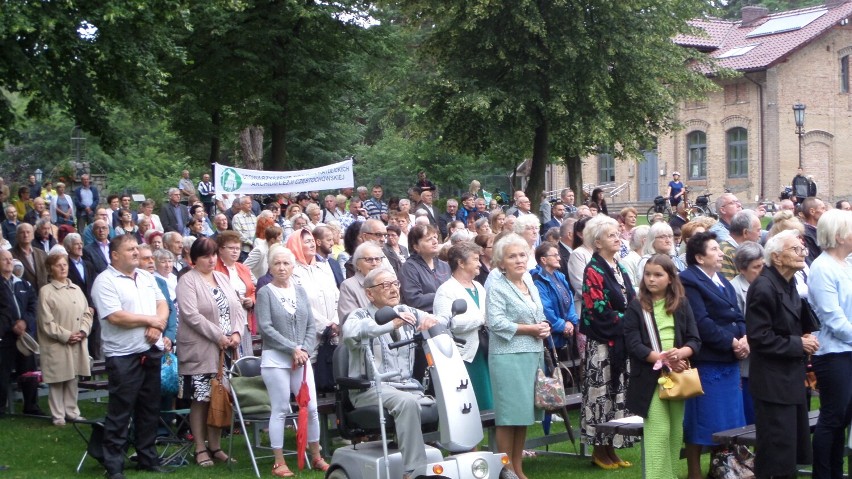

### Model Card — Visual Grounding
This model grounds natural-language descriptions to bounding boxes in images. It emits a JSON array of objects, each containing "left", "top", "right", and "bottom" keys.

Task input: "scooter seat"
[{"left": 346, "top": 401, "right": 439, "bottom": 432}]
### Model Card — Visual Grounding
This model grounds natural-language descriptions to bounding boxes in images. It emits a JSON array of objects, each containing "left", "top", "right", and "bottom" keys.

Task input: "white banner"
[{"left": 214, "top": 159, "right": 354, "bottom": 195}]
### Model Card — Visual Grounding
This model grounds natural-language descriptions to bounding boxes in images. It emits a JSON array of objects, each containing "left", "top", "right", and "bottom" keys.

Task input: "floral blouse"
[{"left": 580, "top": 252, "right": 636, "bottom": 344}]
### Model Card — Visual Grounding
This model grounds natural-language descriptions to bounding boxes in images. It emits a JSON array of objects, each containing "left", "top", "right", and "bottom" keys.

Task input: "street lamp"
[
  {"left": 34, "top": 168, "right": 43, "bottom": 183},
  {"left": 793, "top": 103, "right": 806, "bottom": 169}
]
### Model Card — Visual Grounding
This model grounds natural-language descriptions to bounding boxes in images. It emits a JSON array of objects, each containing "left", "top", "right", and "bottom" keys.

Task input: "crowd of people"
[{"left": 0, "top": 167, "right": 851, "bottom": 479}]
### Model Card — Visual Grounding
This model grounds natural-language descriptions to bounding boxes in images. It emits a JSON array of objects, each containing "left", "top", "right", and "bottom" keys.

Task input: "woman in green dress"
[{"left": 433, "top": 241, "right": 493, "bottom": 410}]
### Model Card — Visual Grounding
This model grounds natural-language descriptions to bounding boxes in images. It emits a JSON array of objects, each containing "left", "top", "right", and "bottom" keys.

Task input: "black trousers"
[
  {"left": 102, "top": 348, "right": 162, "bottom": 474},
  {"left": 754, "top": 399, "right": 810, "bottom": 478},
  {"left": 0, "top": 344, "right": 38, "bottom": 414},
  {"left": 811, "top": 352, "right": 852, "bottom": 479}
]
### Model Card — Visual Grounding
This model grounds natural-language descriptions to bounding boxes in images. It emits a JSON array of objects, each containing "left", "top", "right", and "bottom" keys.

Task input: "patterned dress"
[
  {"left": 178, "top": 285, "right": 233, "bottom": 401},
  {"left": 579, "top": 253, "right": 636, "bottom": 448}
]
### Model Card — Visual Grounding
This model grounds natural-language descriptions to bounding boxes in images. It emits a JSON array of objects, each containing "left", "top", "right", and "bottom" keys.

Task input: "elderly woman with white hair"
[
  {"left": 579, "top": 214, "right": 637, "bottom": 469},
  {"left": 257, "top": 244, "right": 327, "bottom": 476},
  {"left": 338, "top": 242, "right": 385, "bottom": 324},
  {"left": 486, "top": 233, "right": 550, "bottom": 479},
  {"left": 620, "top": 225, "right": 649, "bottom": 290},
  {"left": 637, "top": 222, "right": 686, "bottom": 278},
  {"left": 513, "top": 214, "right": 541, "bottom": 269},
  {"left": 807, "top": 209, "right": 852, "bottom": 479},
  {"left": 746, "top": 229, "right": 818, "bottom": 478}
]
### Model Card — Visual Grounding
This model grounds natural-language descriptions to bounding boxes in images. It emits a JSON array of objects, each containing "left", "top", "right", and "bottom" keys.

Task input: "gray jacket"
[{"left": 255, "top": 284, "right": 317, "bottom": 355}]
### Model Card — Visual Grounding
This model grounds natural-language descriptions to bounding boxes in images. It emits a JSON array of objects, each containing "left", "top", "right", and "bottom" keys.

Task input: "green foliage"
[
  {"left": 0, "top": 0, "right": 189, "bottom": 148},
  {"left": 386, "top": 0, "right": 718, "bottom": 210}
]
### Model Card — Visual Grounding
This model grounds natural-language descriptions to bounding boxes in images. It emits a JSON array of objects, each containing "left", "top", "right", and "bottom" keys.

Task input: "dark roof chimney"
[{"left": 742, "top": 5, "right": 770, "bottom": 27}]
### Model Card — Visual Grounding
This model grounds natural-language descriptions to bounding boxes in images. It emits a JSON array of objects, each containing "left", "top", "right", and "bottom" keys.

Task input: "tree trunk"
[
  {"left": 209, "top": 109, "right": 222, "bottom": 166},
  {"left": 269, "top": 122, "right": 287, "bottom": 171},
  {"left": 525, "top": 120, "right": 549, "bottom": 217},
  {"left": 565, "top": 154, "right": 584, "bottom": 205},
  {"left": 239, "top": 126, "right": 265, "bottom": 170}
]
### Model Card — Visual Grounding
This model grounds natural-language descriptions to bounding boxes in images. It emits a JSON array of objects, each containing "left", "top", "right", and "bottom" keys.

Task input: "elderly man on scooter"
[{"left": 342, "top": 267, "right": 440, "bottom": 479}]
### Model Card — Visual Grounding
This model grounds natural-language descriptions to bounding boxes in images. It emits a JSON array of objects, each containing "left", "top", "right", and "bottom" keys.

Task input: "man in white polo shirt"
[{"left": 91, "top": 234, "right": 170, "bottom": 479}]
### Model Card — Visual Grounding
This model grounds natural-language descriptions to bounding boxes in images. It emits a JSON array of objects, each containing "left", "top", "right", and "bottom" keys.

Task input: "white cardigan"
[{"left": 433, "top": 276, "right": 486, "bottom": 362}]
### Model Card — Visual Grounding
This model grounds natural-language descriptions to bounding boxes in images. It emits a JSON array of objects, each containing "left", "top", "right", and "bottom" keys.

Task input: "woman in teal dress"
[
  {"left": 624, "top": 254, "right": 701, "bottom": 478},
  {"left": 433, "top": 241, "right": 492, "bottom": 410},
  {"left": 486, "top": 233, "right": 550, "bottom": 479}
]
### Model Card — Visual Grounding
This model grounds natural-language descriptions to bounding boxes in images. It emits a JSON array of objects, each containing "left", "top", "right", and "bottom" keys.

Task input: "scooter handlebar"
[{"left": 388, "top": 332, "right": 422, "bottom": 350}]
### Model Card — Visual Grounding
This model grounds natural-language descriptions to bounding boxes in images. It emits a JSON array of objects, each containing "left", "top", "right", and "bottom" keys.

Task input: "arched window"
[
  {"left": 726, "top": 127, "right": 748, "bottom": 178},
  {"left": 687, "top": 131, "right": 707, "bottom": 180}
]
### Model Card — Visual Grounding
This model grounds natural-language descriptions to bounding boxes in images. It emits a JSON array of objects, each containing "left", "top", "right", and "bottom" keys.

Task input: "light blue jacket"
[{"left": 485, "top": 273, "right": 546, "bottom": 355}]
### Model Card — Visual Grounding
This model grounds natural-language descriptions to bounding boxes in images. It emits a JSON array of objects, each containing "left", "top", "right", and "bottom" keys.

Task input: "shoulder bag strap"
[{"left": 642, "top": 309, "right": 662, "bottom": 353}]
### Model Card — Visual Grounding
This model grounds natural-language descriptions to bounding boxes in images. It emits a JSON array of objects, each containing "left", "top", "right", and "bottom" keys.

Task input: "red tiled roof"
[{"left": 675, "top": 2, "right": 852, "bottom": 72}]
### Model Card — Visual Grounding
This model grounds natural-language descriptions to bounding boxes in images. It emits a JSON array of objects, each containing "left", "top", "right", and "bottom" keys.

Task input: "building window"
[
  {"left": 726, "top": 128, "right": 748, "bottom": 178},
  {"left": 687, "top": 131, "right": 707, "bottom": 180},
  {"left": 724, "top": 83, "right": 749, "bottom": 104},
  {"left": 598, "top": 148, "right": 615, "bottom": 183},
  {"left": 842, "top": 55, "right": 850, "bottom": 93}
]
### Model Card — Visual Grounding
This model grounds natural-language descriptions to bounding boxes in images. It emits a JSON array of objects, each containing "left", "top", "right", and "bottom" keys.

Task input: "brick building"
[{"left": 575, "top": 0, "right": 852, "bottom": 207}]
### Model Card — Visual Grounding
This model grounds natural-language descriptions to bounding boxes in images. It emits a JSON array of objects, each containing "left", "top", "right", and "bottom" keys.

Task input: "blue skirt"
[{"left": 683, "top": 361, "right": 746, "bottom": 446}]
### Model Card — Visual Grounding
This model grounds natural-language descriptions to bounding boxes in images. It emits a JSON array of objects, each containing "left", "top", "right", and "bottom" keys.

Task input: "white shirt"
[{"left": 92, "top": 267, "right": 165, "bottom": 356}]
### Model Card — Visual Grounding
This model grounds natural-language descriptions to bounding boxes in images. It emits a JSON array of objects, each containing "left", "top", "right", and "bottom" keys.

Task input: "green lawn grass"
[{"left": 0, "top": 396, "right": 705, "bottom": 479}]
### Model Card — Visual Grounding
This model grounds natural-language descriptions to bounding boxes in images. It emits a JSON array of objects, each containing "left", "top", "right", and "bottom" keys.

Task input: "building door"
[{"left": 638, "top": 150, "right": 659, "bottom": 201}]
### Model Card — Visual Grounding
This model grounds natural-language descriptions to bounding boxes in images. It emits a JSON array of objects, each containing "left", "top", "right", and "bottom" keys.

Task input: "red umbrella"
[{"left": 296, "top": 366, "right": 310, "bottom": 470}]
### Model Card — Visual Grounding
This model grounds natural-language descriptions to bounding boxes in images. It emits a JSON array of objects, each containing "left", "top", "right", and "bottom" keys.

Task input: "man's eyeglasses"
[
  {"left": 366, "top": 232, "right": 389, "bottom": 238},
  {"left": 358, "top": 256, "right": 385, "bottom": 264},
  {"left": 367, "top": 280, "right": 400, "bottom": 290}
]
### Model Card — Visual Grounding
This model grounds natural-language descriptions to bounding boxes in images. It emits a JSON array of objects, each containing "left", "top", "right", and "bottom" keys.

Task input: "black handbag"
[
  {"left": 477, "top": 326, "right": 489, "bottom": 358},
  {"left": 801, "top": 299, "right": 821, "bottom": 334},
  {"left": 314, "top": 326, "right": 337, "bottom": 393}
]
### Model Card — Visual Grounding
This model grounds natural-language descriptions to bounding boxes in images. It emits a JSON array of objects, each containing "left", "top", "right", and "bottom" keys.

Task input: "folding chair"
[
  {"left": 155, "top": 408, "right": 192, "bottom": 467},
  {"left": 227, "top": 356, "right": 302, "bottom": 478}
]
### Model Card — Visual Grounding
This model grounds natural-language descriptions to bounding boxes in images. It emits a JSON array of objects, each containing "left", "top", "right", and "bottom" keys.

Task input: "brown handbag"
[{"left": 207, "top": 350, "right": 233, "bottom": 428}]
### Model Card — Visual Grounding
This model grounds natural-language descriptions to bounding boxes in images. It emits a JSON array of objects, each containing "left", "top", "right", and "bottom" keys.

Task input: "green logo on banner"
[{"left": 220, "top": 168, "right": 242, "bottom": 192}]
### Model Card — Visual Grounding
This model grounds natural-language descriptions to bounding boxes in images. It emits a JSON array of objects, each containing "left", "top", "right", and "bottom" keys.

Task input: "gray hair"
[
  {"left": 643, "top": 222, "right": 674, "bottom": 256},
  {"left": 163, "top": 231, "right": 181, "bottom": 245},
  {"left": 492, "top": 233, "right": 529, "bottom": 268},
  {"left": 513, "top": 214, "right": 540, "bottom": 234},
  {"left": 730, "top": 210, "right": 759, "bottom": 237},
  {"left": 763, "top": 229, "right": 800, "bottom": 266},
  {"left": 446, "top": 199, "right": 459, "bottom": 207},
  {"left": 62, "top": 233, "right": 83, "bottom": 250},
  {"left": 582, "top": 215, "right": 619, "bottom": 249},
  {"left": 153, "top": 248, "right": 175, "bottom": 263},
  {"left": 168, "top": 187, "right": 180, "bottom": 196},
  {"left": 267, "top": 243, "right": 295, "bottom": 269},
  {"left": 182, "top": 235, "right": 197, "bottom": 250},
  {"left": 35, "top": 217, "right": 51, "bottom": 230},
  {"left": 363, "top": 267, "right": 396, "bottom": 289},
  {"left": 817, "top": 209, "right": 852, "bottom": 250},
  {"left": 734, "top": 241, "right": 765, "bottom": 271},
  {"left": 474, "top": 217, "right": 490, "bottom": 230},
  {"left": 352, "top": 241, "right": 383, "bottom": 264},
  {"left": 630, "top": 225, "right": 650, "bottom": 252},
  {"left": 398, "top": 199, "right": 410, "bottom": 208},
  {"left": 356, "top": 186, "right": 368, "bottom": 193},
  {"left": 543, "top": 227, "right": 561, "bottom": 243},
  {"left": 447, "top": 241, "right": 483, "bottom": 273}
]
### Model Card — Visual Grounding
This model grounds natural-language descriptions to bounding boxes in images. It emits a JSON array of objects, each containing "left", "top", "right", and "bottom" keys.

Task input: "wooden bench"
[
  {"left": 712, "top": 410, "right": 820, "bottom": 447},
  {"left": 597, "top": 417, "right": 647, "bottom": 478}
]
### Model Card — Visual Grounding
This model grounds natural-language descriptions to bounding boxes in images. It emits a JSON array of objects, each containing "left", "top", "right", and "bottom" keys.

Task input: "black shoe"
[
  {"left": 22, "top": 408, "right": 45, "bottom": 416},
  {"left": 137, "top": 464, "right": 172, "bottom": 474}
]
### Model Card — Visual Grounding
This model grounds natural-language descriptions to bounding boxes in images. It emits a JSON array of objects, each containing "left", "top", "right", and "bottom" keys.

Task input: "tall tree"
[
  {"left": 164, "top": 0, "right": 378, "bottom": 171},
  {"left": 392, "top": 0, "right": 717, "bottom": 211},
  {"left": 0, "top": 0, "right": 188, "bottom": 148}
]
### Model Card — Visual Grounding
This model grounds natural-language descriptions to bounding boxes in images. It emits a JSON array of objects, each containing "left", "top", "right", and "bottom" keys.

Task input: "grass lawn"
[{"left": 0, "top": 396, "right": 717, "bottom": 479}]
